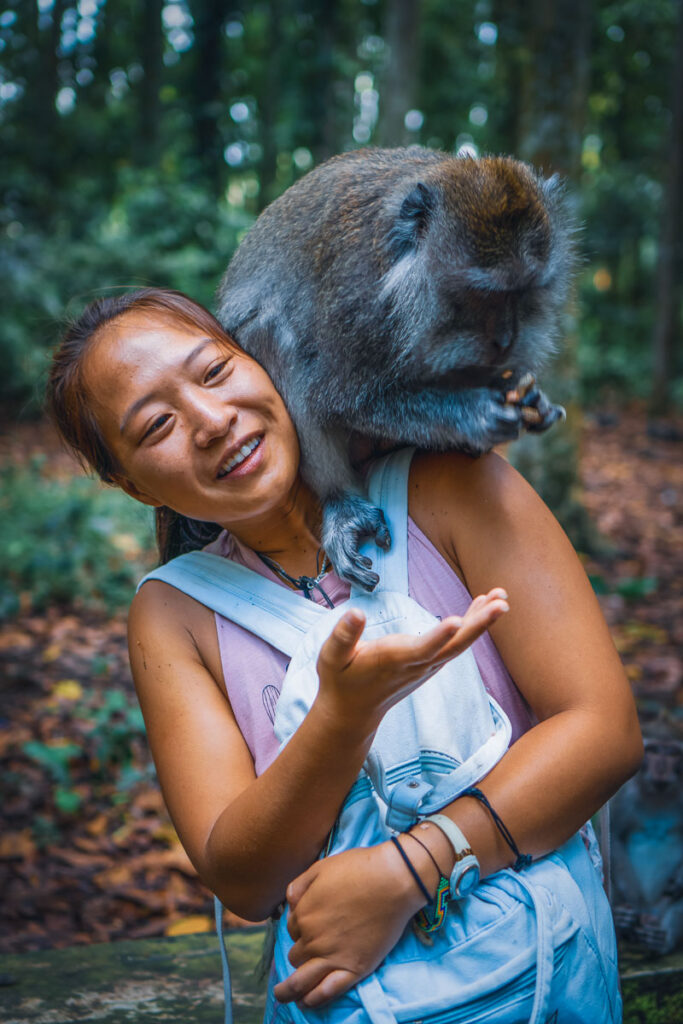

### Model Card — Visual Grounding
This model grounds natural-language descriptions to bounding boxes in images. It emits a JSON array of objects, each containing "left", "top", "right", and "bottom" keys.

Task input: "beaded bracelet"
[
  {"left": 463, "top": 786, "right": 532, "bottom": 872},
  {"left": 415, "top": 875, "right": 451, "bottom": 934}
]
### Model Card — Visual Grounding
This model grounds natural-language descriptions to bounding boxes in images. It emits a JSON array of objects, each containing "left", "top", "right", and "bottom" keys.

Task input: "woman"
[{"left": 48, "top": 287, "right": 641, "bottom": 1018}]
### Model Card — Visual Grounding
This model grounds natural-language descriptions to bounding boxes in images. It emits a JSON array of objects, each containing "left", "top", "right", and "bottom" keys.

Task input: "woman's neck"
[{"left": 224, "top": 476, "right": 325, "bottom": 579}]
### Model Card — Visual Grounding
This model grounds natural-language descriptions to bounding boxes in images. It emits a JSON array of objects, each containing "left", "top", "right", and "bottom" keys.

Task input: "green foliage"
[
  {"left": 622, "top": 971, "right": 683, "bottom": 1023},
  {"left": 589, "top": 573, "right": 658, "bottom": 600},
  {"left": 22, "top": 740, "right": 83, "bottom": 786},
  {"left": 616, "top": 576, "right": 658, "bottom": 601},
  {"left": 1, "top": 173, "right": 253, "bottom": 406},
  {"left": 87, "top": 689, "right": 147, "bottom": 775},
  {"left": 0, "top": 0, "right": 681, "bottom": 404},
  {"left": 21, "top": 686, "right": 150, "bottom": 820},
  {"left": 0, "top": 458, "right": 155, "bottom": 619}
]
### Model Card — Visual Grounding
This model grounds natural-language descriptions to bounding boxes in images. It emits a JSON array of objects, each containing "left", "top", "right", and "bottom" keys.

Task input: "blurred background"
[{"left": 1, "top": 0, "right": 682, "bottom": 1003}]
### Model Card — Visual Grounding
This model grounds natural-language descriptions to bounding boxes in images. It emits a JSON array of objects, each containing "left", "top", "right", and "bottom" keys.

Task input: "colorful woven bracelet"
[{"left": 415, "top": 875, "right": 451, "bottom": 933}]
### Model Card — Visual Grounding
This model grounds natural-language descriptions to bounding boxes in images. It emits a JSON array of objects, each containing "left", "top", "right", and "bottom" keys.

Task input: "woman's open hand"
[
  {"left": 273, "top": 840, "right": 427, "bottom": 1009},
  {"left": 315, "top": 589, "right": 509, "bottom": 734}
]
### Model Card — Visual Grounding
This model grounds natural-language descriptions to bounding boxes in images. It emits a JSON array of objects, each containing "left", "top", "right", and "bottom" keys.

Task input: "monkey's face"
[
  {"left": 379, "top": 156, "right": 575, "bottom": 385},
  {"left": 639, "top": 739, "right": 683, "bottom": 798}
]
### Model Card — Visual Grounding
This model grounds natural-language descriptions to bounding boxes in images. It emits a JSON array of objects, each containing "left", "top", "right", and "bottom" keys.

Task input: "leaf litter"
[{"left": 1, "top": 408, "right": 681, "bottom": 952}]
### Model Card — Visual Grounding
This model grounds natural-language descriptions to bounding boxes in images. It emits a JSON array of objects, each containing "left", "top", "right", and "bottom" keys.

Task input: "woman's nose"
[{"left": 188, "top": 393, "right": 237, "bottom": 447}]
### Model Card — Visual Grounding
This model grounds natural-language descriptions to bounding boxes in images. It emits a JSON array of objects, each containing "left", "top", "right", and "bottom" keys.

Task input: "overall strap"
[
  {"left": 137, "top": 549, "right": 325, "bottom": 658},
  {"left": 354, "top": 446, "right": 415, "bottom": 598}
]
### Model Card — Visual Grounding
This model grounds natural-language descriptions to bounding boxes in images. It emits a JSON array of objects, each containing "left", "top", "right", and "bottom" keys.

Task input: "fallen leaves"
[
  {"left": 0, "top": 408, "right": 680, "bottom": 954},
  {"left": 165, "top": 915, "right": 215, "bottom": 937}
]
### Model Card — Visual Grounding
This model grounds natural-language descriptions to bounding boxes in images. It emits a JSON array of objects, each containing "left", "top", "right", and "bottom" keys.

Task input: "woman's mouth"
[{"left": 216, "top": 436, "right": 262, "bottom": 478}]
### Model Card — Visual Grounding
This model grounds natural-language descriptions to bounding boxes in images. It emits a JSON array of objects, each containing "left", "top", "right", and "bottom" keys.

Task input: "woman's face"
[{"left": 82, "top": 311, "right": 302, "bottom": 532}]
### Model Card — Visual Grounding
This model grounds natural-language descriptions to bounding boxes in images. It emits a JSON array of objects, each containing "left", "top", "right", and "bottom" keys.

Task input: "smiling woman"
[
  {"left": 49, "top": 289, "right": 307, "bottom": 562},
  {"left": 46, "top": 287, "right": 640, "bottom": 1024}
]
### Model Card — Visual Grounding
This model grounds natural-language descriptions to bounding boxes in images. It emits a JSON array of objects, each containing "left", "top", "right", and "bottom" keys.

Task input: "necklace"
[{"left": 256, "top": 548, "right": 336, "bottom": 608}]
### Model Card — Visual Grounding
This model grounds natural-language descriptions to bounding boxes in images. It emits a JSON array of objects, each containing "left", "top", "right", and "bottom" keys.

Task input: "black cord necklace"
[{"left": 256, "top": 548, "right": 336, "bottom": 608}]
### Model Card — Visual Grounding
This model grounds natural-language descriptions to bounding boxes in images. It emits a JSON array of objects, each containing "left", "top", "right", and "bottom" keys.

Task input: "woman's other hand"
[
  {"left": 314, "top": 589, "right": 509, "bottom": 734},
  {"left": 273, "top": 839, "right": 433, "bottom": 1008}
]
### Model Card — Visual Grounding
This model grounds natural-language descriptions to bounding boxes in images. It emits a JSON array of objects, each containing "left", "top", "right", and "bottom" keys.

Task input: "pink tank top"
[{"left": 207, "top": 519, "right": 532, "bottom": 775}]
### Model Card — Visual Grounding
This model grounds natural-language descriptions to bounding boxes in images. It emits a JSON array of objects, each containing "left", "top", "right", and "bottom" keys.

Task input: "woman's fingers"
[
  {"left": 434, "top": 594, "right": 509, "bottom": 663},
  {"left": 274, "top": 958, "right": 359, "bottom": 1008},
  {"left": 286, "top": 861, "right": 317, "bottom": 913},
  {"left": 317, "top": 610, "right": 366, "bottom": 673},
  {"left": 380, "top": 589, "right": 509, "bottom": 669},
  {"left": 274, "top": 956, "right": 336, "bottom": 1003},
  {"left": 299, "top": 968, "right": 359, "bottom": 1008}
]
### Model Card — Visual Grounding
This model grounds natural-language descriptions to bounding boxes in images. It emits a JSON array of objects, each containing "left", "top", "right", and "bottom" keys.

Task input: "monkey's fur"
[
  {"left": 610, "top": 722, "right": 683, "bottom": 954},
  {"left": 217, "top": 147, "right": 575, "bottom": 589}
]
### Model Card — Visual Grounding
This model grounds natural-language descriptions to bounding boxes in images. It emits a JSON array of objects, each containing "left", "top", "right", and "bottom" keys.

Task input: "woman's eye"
[
  {"left": 204, "top": 359, "right": 230, "bottom": 383},
  {"left": 142, "top": 414, "right": 170, "bottom": 441}
]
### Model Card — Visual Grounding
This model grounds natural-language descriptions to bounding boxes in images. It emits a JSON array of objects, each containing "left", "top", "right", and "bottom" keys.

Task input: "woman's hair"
[{"left": 46, "top": 287, "right": 235, "bottom": 563}]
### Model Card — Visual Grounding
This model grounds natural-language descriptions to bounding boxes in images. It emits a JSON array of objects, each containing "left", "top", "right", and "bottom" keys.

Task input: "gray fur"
[{"left": 216, "top": 147, "right": 575, "bottom": 589}]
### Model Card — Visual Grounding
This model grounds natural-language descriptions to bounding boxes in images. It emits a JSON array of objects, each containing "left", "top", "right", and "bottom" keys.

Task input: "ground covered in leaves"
[{"left": 1, "top": 409, "right": 681, "bottom": 954}]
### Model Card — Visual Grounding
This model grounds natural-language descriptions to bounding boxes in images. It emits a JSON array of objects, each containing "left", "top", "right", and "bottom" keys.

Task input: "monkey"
[
  {"left": 610, "top": 719, "right": 683, "bottom": 955},
  {"left": 216, "top": 147, "right": 575, "bottom": 590}
]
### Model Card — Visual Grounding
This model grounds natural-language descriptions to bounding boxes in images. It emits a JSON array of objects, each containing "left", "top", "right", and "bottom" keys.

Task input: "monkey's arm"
[
  {"left": 291, "top": 383, "right": 545, "bottom": 589},
  {"left": 334, "top": 384, "right": 523, "bottom": 454}
]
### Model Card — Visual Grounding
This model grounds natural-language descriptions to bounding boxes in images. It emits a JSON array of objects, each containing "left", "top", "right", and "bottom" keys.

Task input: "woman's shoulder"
[
  {"left": 129, "top": 575, "right": 225, "bottom": 689},
  {"left": 408, "top": 449, "right": 546, "bottom": 573},
  {"left": 409, "top": 448, "right": 527, "bottom": 505},
  {"left": 130, "top": 573, "right": 213, "bottom": 625}
]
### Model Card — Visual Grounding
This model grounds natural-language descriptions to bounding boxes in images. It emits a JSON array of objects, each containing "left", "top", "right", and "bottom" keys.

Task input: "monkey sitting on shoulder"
[{"left": 217, "top": 147, "right": 575, "bottom": 590}]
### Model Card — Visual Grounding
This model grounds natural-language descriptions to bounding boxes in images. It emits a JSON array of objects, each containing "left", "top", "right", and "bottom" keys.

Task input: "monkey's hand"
[
  {"left": 634, "top": 913, "right": 676, "bottom": 956},
  {"left": 448, "top": 388, "right": 523, "bottom": 456},
  {"left": 504, "top": 372, "right": 566, "bottom": 434},
  {"left": 612, "top": 903, "right": 639, "bottom": 933},
  {"left": 322, "top": 492, "right": 391, "bottom": 592}
]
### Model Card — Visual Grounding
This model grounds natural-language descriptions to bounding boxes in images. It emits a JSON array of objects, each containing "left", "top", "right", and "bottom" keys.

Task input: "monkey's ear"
[{"left": 389, "top": 181, "right": 435, "bottom": 260}]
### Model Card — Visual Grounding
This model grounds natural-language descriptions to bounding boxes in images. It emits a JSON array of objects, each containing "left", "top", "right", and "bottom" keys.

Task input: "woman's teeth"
[{"left": 218, "top": 437, "right": 260, "bottom": 477}]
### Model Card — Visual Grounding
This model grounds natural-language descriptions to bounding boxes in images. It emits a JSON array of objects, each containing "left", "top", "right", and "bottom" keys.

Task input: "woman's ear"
[{"left": 117, "top": 477, "right": 164, "bottom": 508}]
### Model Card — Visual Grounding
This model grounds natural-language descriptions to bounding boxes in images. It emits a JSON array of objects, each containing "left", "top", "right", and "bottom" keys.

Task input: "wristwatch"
[{"left": 422, "top": 813, "right": 480, "bottom": 899}]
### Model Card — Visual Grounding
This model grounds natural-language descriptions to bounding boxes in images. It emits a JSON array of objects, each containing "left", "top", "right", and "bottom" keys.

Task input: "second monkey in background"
[{"left": 217, "top": 147, "right": 575, "bottom": 589}]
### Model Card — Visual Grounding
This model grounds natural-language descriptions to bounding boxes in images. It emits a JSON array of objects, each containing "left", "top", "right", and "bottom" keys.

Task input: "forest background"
[{"left": 1, "top": 0, "right": 682, "bottom": 1000}]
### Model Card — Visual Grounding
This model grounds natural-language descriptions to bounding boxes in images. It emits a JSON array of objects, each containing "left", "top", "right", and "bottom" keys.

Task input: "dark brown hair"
[{"left": 46, "top": 287, "right": 238, "bottom": 562}]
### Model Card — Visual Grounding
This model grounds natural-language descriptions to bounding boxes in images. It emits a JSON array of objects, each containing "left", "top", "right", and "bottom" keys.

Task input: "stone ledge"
[
  {"left": 0, "top": 929, "right": 267, "bottom": 1024},
  {"left": 1, "top": 931, "right": 681, "bottom": 1023}
]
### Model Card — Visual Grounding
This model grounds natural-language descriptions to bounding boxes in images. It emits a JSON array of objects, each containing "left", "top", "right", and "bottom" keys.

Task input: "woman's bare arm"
[
  {"left": 406, "top": 448, "right": 643, "bottom": 875},
  {"left": 128, "top": 577, "right": 505, "bottom": 919},
  {"left": 274, "top": 449, "right": 642, "bottom": 1007}
]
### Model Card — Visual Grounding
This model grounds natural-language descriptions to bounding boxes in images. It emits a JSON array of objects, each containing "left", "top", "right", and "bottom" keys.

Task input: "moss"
[{"left": 0, "top": 929, "right": 267, "bottom": 1023}]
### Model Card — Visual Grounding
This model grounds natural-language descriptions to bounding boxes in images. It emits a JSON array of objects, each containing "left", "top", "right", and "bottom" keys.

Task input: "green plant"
[
  {"left": 87, "top": 689, "right": 147, "bottom": 777},
  {"left": 0, "top": 460, "right": 156, "bottom": 619}
]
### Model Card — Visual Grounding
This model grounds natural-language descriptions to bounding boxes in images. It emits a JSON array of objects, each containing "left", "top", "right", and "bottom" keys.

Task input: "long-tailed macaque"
[
  {"left": 217, "top": 147, "right": 574, "bottom": 589},
  {"left": 610, "top": 720, "right": 683, "bottom": 955}
]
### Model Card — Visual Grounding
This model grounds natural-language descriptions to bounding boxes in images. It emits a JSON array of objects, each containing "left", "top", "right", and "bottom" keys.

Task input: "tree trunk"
[
  {"left": 651, "top": 0, "right": 683, "bottom": 410},
  {"left": 308, "top": 0, "right": 341, "bottom": 165},
  {"left": 516, "top": 0, "right": 591, "bottom": 175},
  {"left": 508, "top": 0, "right": 596, "bottom": 549},
  {"left": 26, "top": 0, "right": 66, "bottom": 183},
  {"left": 191, "top": 0, "right": 230, "bottom": 197},
  {"left": 378, "top": 0, "right": 422, "bottom": 147},
  {"left": 139, "top": 0, "right": 164, "bottom": 164},
  {"left": 257, "top": 0, "right": 283, "bottom": 212}
]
